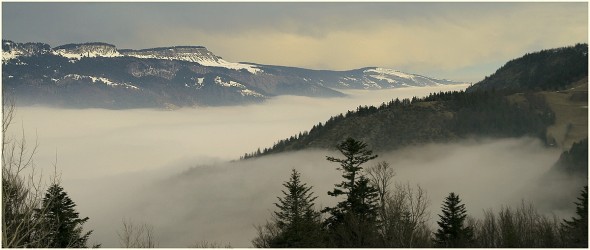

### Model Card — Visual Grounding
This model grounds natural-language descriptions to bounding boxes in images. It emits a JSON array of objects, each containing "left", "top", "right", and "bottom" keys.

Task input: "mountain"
[
  {"left": 53, "top": 42, "right": 122, "bottom": 59},
  {"left": 465, "top": 43, "right": 588, "bottom": 149},
  {"left": 467, "top": 43, "right": 588, "bottom": 93},
  {"left": 2, "top": 40, "right": 52, "bottom": 61},
  {"left": 243, "top": 44, "right": 588, "bottom": 159},
  {"left": 2, "top": 40, "right": 464, "bottom": 108},
  {"left": 243, "top": 90, "right": 555, "bottom": 159},
  {"left": 246, "top": 64, "right": 459, "bottom": 89}
]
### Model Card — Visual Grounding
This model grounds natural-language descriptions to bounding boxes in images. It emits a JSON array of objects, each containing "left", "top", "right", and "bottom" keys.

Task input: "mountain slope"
[
  {"left": 243, "top": 44, "right": 587, "bottom": 158},
  {"left": 249, "top": 64, "right": 458, "bottom": 89},
  {"left": 539, "top": 79, "right": 588, "bottom": 150},
  {"left": 243, "top": 90, "right": 555, "bottom": 159},
  {"left": 467, "top": 43, "right": 588, "bottom": 93},
  {"left": 2, "top": 40, "right": 464, "bottom": 108}
]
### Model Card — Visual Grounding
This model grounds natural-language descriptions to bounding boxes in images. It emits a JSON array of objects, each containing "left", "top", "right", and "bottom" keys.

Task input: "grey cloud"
[
  {"left": 2, "top": 2, "right": 586, "bottom": 83},
  {"left": 4, "top": 2, "right": 585, "bottom": 47}
]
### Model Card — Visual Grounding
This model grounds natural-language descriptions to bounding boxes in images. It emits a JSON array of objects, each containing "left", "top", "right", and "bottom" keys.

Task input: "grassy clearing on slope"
[{"left": 541, "top": 78, "right": 588, "bottom": 150}]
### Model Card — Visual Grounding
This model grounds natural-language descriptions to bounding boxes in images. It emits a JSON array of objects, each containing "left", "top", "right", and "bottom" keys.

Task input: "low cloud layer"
[
  {"left": 67, "top": 139, "right": 571, "bottom": 247},
  {"left": 7, "top": 85, "right": 582, "bottom": 247},
  {"left": 10, "top": 85, "right": 467, "bottom": 179}
]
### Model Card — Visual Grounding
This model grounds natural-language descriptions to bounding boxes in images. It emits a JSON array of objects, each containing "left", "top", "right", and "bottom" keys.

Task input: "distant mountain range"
[{"left": 2, "top": 40, "right": 464, "bottom": 108}]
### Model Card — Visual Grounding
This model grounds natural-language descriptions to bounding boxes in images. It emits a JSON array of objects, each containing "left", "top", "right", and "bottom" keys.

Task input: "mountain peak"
[
  {"left": 52, "top": 42, "right": 121, "bottom": 59},
  {"left": 2, "top": 40, "right": 52, "bottom": 63},
  {"left": 119, "top": 46, "right": 261, "bottom": 74}
]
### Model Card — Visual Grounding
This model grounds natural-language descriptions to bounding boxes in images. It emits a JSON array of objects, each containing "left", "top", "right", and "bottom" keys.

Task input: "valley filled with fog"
[{"left": 8, "top": 84, "right": 578, "bottom": 247}]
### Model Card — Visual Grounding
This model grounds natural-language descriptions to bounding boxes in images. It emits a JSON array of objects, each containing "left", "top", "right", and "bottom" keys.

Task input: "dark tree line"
[
  {"left": 253, "top": 138, "right": 589, "bottom": 248},
  {"left": 242, "top": 89, "right": 555, "bottom": 159}
]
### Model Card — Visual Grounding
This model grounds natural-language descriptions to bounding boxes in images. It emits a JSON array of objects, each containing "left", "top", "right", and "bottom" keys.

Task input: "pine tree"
[
  {"left": 270, "top": 169, "right": 324, "bottom": 247},
  {"left": 323, "top": 138, "right": 380, "bottom": 247},
  {"left": 434, "top": 192, "right": 473, "bottom": 247},
  {"left": 562, "top": 186, "right": 588, "bottom": 247},
  {"left": 39, "top": 184, "right": 92, "bottom": 248}
]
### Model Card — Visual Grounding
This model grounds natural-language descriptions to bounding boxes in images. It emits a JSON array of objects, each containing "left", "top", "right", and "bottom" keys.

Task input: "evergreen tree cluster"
[
  {"left": 2, "top": 181, "right": 94, "bottom": 248},
  {"left": 561, "top": 186, "right": 588, "bottom": 247},
  {"left": 553, "top": 138, "right": 588, "bottom": 176},
  {"left": 253, "top": 138, "right": 589, "bottom": 248}
]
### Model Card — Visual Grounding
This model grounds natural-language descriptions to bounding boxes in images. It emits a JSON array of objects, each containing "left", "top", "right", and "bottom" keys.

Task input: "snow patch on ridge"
[
  {"left": 240, "top": 89, "right": 264, "bottom": 97},
  {"left": 213, "top": 76, "right": 264, "bottom": 97},
  {"left": 362, "top": 67, "right": 457, "bottom": 87},
  {"left": 200, "top": 58, "right": 261, "bottom": 74},
  {"left": 214, "top": 76, "right": 246, "bottom": 88},
  {"left": 2, "top": 50, "right": 19, "bottom": 62},
  {"left": 51, "top": 43, "right": 123, "bottom": 61},
  {"left": 121, "top": 47, "right": 262, "bottom": 74},
  {"left": 63, "top": 74, "right": 139, "bottom": 90},
  {"left": 365, "top": 68, "right": 418, "bottom": 82}
]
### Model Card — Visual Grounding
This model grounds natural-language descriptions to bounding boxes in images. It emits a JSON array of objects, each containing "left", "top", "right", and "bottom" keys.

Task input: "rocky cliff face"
[
  {"left": 120, "top": 46, "right": 213, "bottom": 62},
  {"left": 2, "top": 40, "right": 52, "bottom": 63},
  {"left": 52, "top": 42, "right": 122, "bottom": 59}
]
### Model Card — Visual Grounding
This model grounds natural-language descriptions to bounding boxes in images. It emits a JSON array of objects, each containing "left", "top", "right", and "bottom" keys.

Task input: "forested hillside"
[
  {"left": 467, "top": 43, "right": 587, "bottom": 93},
  {"left": 243, "top": 90, "right": 554, "bottom": 159},
  {"left": 551, "top": 138, "right": 588, "bottom": 177},
  {"left": 243, "top": 44, "right": 587, "bottom": 159}
]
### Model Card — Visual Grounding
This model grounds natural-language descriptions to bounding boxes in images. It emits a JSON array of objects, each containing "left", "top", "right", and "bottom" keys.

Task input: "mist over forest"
[
  {"left": 2, "top": 2, "right": 588, "bottom": 248},
  {"left": 6, "top": 84, "right": 583, "bottom": 247}
]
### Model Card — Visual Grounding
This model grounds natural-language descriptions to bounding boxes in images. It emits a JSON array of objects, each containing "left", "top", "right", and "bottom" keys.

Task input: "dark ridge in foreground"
[
  {"left": 242, "top": 90, "right": 555, "bottom": 159},
  {"left": 467, "top": 43, "right": 588, "bottom": 93}
]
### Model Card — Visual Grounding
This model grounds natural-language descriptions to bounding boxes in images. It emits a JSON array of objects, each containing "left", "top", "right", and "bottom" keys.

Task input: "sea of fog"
[{"left": 7, "top": 84, "right": 579, "bottom": 247}]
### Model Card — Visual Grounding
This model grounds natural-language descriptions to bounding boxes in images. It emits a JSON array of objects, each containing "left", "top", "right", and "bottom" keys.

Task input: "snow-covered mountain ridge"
[
  {"left": 3, "top": 40, "right": 260, "bottom": 74},
  {"left": 2, "top": 40, "right": 51, "bottom": 63},
  {"left": 120, "top": 46, "right": 261, "bottom": 74},
  {"left": 363, "top": 67, "right": 457, "bottom": 87},
  {"left": 2, "top": 39, "right": 465, "bottom": 108},
  {"left": 53, "top": 42, "right": 122, "bottom": 59}
]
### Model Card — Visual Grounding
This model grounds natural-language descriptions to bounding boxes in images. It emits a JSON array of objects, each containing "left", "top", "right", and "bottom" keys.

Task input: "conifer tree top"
[
  {"left": 434, "top": 192, "right": 472, "bottom": 247},
  {"left": 41, "top": 183, "right": 92, "bottom": 248}
]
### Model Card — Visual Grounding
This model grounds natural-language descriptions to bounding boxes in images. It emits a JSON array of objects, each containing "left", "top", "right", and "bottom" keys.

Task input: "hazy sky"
[{"left": 2, "top": 2, "right": 587, "bottom": 82}]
